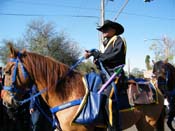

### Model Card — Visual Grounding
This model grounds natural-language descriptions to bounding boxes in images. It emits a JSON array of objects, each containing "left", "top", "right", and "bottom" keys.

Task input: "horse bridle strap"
[
  {"left": 50, "top": 99, "right": 82, "bottom": 114},
  {"left": 3, "top": 54, "right": 42, "bottom": 105},
  {"left": 9, "top": 57, "right": 28, "bottom": 81},
  {"left": 3, "top": 55, "right": 29, "bottom": 95},
  {"left": 19, "top": 88, "right": 48, "bottom": 105},
  {"left": 50, "top": 56, "right": 86, "bottom": 114}
]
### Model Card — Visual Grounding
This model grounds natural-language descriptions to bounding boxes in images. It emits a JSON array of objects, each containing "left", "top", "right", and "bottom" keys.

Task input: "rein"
[
  {"left": 4, "top": 53, "right": 86, "bottom": 130},
  {"left": 4, "top": 49, "right": 124, "bottom": 130},
  {"left": 3, "top": 56, "right": 28, "bottom": 94},
  {"left": 3, "top": 54, "right": 34, "bottom": 103},
  {"left": 3, "top": 53, "right": 48, "bottom": 106}
]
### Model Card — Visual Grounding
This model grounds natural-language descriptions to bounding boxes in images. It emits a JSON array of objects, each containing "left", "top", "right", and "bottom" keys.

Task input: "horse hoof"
[{"left": 167, "top": 121, "right": 175, "bottom": 131}]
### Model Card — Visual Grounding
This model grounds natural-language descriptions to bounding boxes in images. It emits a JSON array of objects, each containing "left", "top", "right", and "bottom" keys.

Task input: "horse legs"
[
  {"left": 167, "top": 112, "right": 175, "bottom": 131},
  {"left": 155, "top": 106, "right": 165, "bottom": 131},
  {"left": 167, "top": 97, "right": 175, "bottom": 131},
  {"left": 167, "top": 120, "right": 175, "bottom": 131},
  {"left": 94, "top": 127, "right": 107, "bottom": 131},
  {"left": 135, "top": 114, "right": 154, "bottom": 131}
]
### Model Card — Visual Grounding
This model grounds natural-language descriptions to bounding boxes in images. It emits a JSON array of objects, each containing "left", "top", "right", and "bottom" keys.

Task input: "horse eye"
[{"left": 5, "top": 70, "right": 11, "bottom": 75}]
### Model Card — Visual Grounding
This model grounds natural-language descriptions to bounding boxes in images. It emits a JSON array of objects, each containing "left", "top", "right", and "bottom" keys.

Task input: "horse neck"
[
  {"left": 23, "top": 55, "right": 85, "bottom": 107},
  {"left": 38, "top": 72, "right": 85, "bottom": 107},
  {"left": 167, "top": 64, "right": 175, "bottom": 90}
]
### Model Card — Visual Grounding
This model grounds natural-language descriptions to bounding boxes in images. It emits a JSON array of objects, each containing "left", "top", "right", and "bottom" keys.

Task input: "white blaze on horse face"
[
  {"left": 4, "top": 62, "right": 15, "bottom": 87},
  {"left": 2, "top": 62, "right": 17, "bottom": 107}
]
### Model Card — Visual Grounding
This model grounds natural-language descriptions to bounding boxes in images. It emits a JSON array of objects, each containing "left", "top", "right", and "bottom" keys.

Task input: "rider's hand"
[{"left": 84, "top": 50, "right": 92, "bottom": 59}]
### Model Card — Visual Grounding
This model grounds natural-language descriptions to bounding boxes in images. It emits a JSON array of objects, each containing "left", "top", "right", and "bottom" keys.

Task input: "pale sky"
[{"left": 0, "top": 0, "right": 175, "bottom": 71}]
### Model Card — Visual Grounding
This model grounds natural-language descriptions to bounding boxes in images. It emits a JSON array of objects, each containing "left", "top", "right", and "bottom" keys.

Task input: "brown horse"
[{"left": 2, "top": 43, "right": 165, "bottom": 131}]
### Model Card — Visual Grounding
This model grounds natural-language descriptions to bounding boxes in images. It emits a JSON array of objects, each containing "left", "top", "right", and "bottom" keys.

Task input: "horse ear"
[
  {"left": 164, "top": 58, "right": 168, "bottom": 64},
  {"left": 152, "top": 60, "right": 155, "bottom": 64},
  {"left": 21, "top": 49, "right": 27, "bottom": 56},
  {"left": 7, "top": 42, "right": 19, "bottom": 57}
]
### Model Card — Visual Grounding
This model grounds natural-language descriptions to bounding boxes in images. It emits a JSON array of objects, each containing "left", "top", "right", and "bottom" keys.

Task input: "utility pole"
[
  {"left": 101, "top": 0, "right": 105, "bottom": 27},
  {"left": 99, "top": 0, "right": 105, "bottom": 50}
]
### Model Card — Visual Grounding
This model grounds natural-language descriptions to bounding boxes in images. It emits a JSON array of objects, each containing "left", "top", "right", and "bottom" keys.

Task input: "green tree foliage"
[
  {"left": 77, "top": 60, "right": 98, "bottom": 74},
  {"left": 0, "top": 39, "right": 31, "bottom": 65},
  {"left": 148, "top": 36, "right": 175, "bottom": 64},
  {"left": 0, "top": 19, "right": 97, "bottom": 74},
  {"left": 0, "top": 19, "right": 82, "bottom": 66},
  {"left": 145, "top": 55, "right": 152, "bottom": 70},
  {"left": 24, "top": 19, "right": 81, "bottom": 65},
  {"left": 131, "top": 67, "right": 144, "bottom": 78},
  {"left": 0, "top": 40, "right": 10, "bottom": 64}
]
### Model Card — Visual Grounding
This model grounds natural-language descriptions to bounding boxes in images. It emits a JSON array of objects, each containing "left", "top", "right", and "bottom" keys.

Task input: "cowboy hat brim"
[{"left": 97, "top": 20, "right": 124, "bottom": 35}]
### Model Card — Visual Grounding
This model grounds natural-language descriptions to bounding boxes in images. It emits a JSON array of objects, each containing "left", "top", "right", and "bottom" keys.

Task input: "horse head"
[
  {"left": 153, "top": 60, "right": 175, "bottom": 93},
  {"left": 2, "top": 43, "right": 32, "bottom": 108},
  {"left": 152, "top": 60, "right": 167, "bottom": 80}
]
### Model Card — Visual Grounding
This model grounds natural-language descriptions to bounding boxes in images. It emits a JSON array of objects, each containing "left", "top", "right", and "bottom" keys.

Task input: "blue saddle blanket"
[
  {"left": 84, "top": 72, "right": 103, "bottom": 92},
  {"left": 71, "top": 72, "right": 133, "bottom": 126},
  {"left": 71, "top": 72, "right": 106, "bottom": 126}
]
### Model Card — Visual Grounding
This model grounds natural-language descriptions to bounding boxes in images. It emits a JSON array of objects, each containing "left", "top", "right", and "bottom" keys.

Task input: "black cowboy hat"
[{"left": 97, "top": 20, "right": 124, "bottom": 35}]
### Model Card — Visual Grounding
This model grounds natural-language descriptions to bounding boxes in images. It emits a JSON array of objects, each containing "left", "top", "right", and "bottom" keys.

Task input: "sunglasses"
[{"left": 101, "top": 27, "right": 111, "bottom": 33}]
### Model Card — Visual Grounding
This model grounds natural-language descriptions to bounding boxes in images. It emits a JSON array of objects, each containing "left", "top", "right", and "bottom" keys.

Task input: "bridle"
[
  {"left": 2, "top": 52, "right": 86, "bottom": 130},
  {"left": 3, "top": 53, "right": 47, "bottom": 106},
  {"left": 153, "top": 62, "right": 169, "bottom": 94},
  {"left": 3, "top": 55, "right": 29, "bottom": 94}
]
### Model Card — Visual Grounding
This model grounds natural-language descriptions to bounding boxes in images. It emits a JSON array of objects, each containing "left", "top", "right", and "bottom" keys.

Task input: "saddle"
[{"left": 127, "top": 79, "right": 158, "bottom": 105}]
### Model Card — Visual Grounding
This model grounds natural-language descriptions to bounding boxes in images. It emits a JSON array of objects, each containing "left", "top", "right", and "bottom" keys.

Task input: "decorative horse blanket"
[
  {"left": 71, "top": 72, "right": 133, "bottom": 126},
  {"left": 71, "top": 72, "right": 106, "bottom": 127}
]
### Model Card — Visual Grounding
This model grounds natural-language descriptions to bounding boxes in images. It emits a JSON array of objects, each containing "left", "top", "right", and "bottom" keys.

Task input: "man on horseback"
[{"left": 84, "top": 20, "right": 127, "bottom": 131}]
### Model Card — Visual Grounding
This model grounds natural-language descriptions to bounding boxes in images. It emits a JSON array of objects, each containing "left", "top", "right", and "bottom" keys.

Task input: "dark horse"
[
  {"left": 1, "top": 79, "right": 31, "bottom": 131},
  {"left": 2, "top": 43, "right": 165, "bottom": 131},
  {"left": 153, "top": 60, "right": 175, "bottom": 131}
]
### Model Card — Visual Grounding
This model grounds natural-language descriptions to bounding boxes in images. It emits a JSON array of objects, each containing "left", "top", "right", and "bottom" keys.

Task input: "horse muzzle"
[{"left": 2, "top": 95, "right": 20, "bottom": 109}]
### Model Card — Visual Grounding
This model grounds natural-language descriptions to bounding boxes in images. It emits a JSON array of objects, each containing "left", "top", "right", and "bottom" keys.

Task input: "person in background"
[
  {"left": 29, "top": 85, "right": 54, "bottom": 131},
  {"left": 84, "top": 19, "right": 127, "bottom": 131},
  {"left": 29, "top": 85, "right": 41, "bottom": 131}
]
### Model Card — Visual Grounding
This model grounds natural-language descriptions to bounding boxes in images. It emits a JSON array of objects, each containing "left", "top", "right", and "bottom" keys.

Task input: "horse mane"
[
  {"left": 21, "top": 51, "right": 84, "bottom": 100},
  {"left": 165, "top": 62, "right": 175, "bottom": 90}
]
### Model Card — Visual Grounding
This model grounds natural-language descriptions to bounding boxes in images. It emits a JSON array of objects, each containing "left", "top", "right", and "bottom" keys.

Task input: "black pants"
[{"left": 99, "top": 71, "right": 126, "bottom": 131}]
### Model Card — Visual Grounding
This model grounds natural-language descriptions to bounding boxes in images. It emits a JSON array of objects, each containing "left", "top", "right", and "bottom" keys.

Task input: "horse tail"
[{"left": 156, "top": 105, "right": 166, "bottom": 131}]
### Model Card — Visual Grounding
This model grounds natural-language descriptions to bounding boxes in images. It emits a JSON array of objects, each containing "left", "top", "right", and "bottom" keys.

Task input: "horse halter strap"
[
  {"left": 165, "top": 70, "right": 168, "bottom": 86},
  {"left": 3, "top": 52, "right": 29, "bottom": 94}
]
